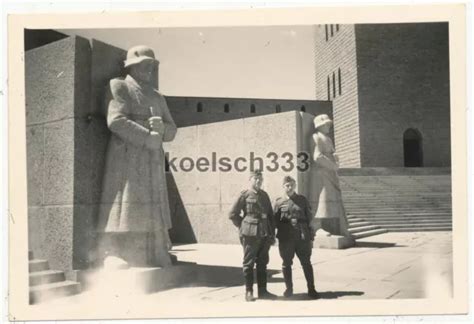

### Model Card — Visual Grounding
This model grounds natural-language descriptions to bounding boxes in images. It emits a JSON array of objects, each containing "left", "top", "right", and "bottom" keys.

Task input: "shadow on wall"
[{"left": 167, "top": 170, "right": 197, "bottom": 244}]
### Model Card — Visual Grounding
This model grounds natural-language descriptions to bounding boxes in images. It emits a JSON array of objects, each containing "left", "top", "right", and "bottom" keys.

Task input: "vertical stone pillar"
[
  {"left": 26, "top": 35, "right": 94, "bottom": 276},
  {"left": 26, "top": 35, "right": 150, "bottom": 276}
]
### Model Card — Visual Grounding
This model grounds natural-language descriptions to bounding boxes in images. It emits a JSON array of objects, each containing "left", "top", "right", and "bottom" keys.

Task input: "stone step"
[
  {"left": 346, "top": 207, "right": 452, "bottom": 212},
  {"left": 344, "top": 201, "right": 451, "bottom": 205},
  {"left": 344, "top": 194, "right": 450, "bottom": 197},
  {"left": 383, "top": 223, "right": 452, "bottom": 229},
  {"left": 338, "top": 167, "right": 451, "bottom": 176},
  {"left": 342, "top": 190, "right": 451, "bottom": 193},
  {"left": 347, "top": 214, "right": 452, "bottom": 219},
  {"left": 387, "top": 228, "right": 452, "bottom": 232},
  {"left": 346, "top": 199, "right": 451, "bottom": 202},
  {"left": 348, "top": 218, "right": 452, "bottom": 224},
  {"left": 346, "top": 205, "right": 451, "bottom": 210},
  {"left": 347, "top": 204, "right": 451, "bottom": 208},
  {"left": 345, "top": 193, "right": 449, "bottom": 196},
  {"left": 359, "top": 219, "right": 452, "bottom": 225},
  {"left": 352, "top": 228, "right": 388, "bottom": 240},
  {"left": 346, "top": 210, "right": 452, "bottom": 218},
  {"left": 349, "top": 225, "right": 381, "bottom": 234},
  {"left": 342, "top": 186, "right": 451, "bottom": 188},
  {"left": 344, "top": 202, "right": 452, "bottom": 206},
  {"left": 347, "top": 209, "right": 451, "bottom": 213},
  {"left": 342, "top": 191, "right": 451, "bottom": 195},
  {"left": 29, "top": 260, "right": 49, "bottom": 273},
  {"left": 29, "top": 280, "right": 81, "bottom": 304},
  {"left": 29, "top": 270, "right": 66, "bottom": 287},
  {"left": 348, "top": 221, "right": 372, "bottom": 227}
]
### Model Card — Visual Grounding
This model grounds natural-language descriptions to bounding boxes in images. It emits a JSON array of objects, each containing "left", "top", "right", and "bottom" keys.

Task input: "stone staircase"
[
  {"left": 339, "top": 168, "right": 452, "bottom": 240},
  {"left": 29, "top": 251, "right": 81, "bottom": 304}
]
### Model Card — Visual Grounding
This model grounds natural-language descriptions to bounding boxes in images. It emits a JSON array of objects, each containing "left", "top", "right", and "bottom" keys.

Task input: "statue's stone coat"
[{"left": 97, "top": 75, "right": 177, "bottom": 235}]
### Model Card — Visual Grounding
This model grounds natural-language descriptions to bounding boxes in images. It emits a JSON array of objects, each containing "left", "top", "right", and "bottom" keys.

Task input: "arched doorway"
[{"left": 403, "top": 129, "right": 423, "bottom": 167}]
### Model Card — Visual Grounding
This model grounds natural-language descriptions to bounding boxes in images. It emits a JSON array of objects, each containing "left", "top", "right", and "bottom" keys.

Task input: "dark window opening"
[
  {"left": 330, "top": 24, "right": 334, "bottom": 37},
  {"left": 336, "top": 24, "right": 340, "bottom": 31},
  {"left": 250, "top": 104, "right": 256, "bottom": 113},
  {"left": 300, "top": 105, "right": 306, "bottom": 112},
  {"left": 197, "top": 102, "right": 203, "bottom": 112},
  {"left": 276, "top": 104, "right": 282, "bottom": 113},
  {"left": 338, "top": 68, "right": 342, "bottom": 95},
  {"left": 332, "top": 72, "right": 336, "bottom": 98},
  {"left": 327, "top": 76, "right": 331, "bottom": 100},
  {"left": 224, "top": 103, "right": 230, "bottom": 113},
  {"left": 325, "top": 25, "right": 328, "bottom": 41},
  {"left": 403, "top": 129, "right": 423, "bottom": 167}
]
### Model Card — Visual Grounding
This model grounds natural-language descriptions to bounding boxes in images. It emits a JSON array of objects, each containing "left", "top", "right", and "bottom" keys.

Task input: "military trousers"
[
  {"left": 278, "top": 237, "right": 313, "bottom": 269},
  {"left": 240, "top": 236, "right": 272, "bottom": 277}
]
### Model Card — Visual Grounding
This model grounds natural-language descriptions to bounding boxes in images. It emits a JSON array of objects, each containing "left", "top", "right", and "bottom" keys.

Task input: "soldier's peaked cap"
[
  {"left": 124, "top": 45, "right": 159, "bottom": 68},
  {"left": 282, "top": 175, "right": 296, "bottom": 184},
  {"left": 249, "top": 169, "right": 263, "bottom": 178}
]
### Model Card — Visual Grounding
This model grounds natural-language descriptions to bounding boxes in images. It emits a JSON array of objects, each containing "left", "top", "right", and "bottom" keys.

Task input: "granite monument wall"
[
  {"left": 164, "top": 111, "right": 318, "bottom": 244},
  {"left": 26, "top": 36, "right": 131, "bottom": 276},
  {"left": 26, "top": 36, "right": 94, "bottom": 275},
  {"left": 165, "top": 96, "right": 332, "bottom": 128},
  {"left": 25, "top": 35, "right": 330, "bottom": 265}
]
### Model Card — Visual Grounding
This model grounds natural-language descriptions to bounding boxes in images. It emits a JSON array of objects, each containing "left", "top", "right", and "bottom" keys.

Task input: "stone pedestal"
[
  {"left": 314, "top": 235, "right": 355, "bottom": 249},
  {"left": 76, "top": 262, "right": 197, "bottom": 295},
  {"left": 312, "top": 224, "right": 355, "bottom": 249},
  {"left": 318, "top": 217, "right": 341, "bottom": 235}
]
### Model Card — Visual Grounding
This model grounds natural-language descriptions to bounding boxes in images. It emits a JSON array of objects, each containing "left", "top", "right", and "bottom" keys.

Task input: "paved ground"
[
  {"left": 166, "top": 231, "right": 453, "bottom": 301},
  {"left": 32, "top": 232, "right": 452, "bottom": 319}
]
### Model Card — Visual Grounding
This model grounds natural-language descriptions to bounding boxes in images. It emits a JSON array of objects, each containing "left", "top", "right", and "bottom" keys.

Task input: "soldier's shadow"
[
  {"left": 277, "top": 291, "right": 364, "bottom": 301},
  {"left": 179, "top": 263, "right": 281, "bottom": 288}
]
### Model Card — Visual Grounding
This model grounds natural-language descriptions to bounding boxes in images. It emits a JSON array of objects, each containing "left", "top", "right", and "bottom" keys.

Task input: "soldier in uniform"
[
  {"left": 274, "top": 175, "right": 319, "bottom": 299},
  {"left": 229, "top": 169, "right": 276, "bottom": 302}
]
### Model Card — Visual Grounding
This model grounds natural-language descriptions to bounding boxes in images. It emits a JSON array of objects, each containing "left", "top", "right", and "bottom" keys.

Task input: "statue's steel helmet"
[
  {"left": 124, "top": 45, "right": 159, "bottom": 68},
  {"left": 313, "top": 114, "right": 333, "bottom": 130}
]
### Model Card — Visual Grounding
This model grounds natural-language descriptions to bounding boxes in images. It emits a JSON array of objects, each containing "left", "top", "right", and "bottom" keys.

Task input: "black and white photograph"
[{"left": 5, "top": 3, "right": 469, "bottom": 321}]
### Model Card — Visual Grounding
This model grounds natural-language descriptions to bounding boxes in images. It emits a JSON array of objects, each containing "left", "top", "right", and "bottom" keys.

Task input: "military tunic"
[
  {"left": 274, "top": 193, "right": 314, "bottom": 268},
  {"left": 229, "top": 189, "right": 275, "bottom": 280}
]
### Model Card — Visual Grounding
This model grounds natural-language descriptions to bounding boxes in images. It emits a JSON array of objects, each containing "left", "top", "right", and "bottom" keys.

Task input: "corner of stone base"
[{"left": 313, "top": 235, "right": 355, "bottom": 249}]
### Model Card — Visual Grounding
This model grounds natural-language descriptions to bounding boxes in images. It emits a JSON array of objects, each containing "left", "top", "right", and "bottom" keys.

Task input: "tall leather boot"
[
  {"left": 282, "top": 266, "right": 293, "bottom": 298},
  {"left": 302, "top": 264, "right": 319, "bottom": 299},
  {"left": 244, "top": 271, "right": 255, "bottom": 302},
  {"left": 257, "top": 268, "right": 276, "bottom": 299}
]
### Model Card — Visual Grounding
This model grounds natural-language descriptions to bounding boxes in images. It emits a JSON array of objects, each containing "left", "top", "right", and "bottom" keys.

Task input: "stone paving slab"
[{"left": 32, "top": 232, "right": 453, "bottom": 317}]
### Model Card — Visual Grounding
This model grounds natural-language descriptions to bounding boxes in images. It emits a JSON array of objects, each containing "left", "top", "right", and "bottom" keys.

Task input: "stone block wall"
[
  {"left": 166, "top": 96, "right": 332, "bottom": 128},
  {"left": 26, "top": 36, "right": 94, "bottom": 274},
  {"left": 314, "top": 24, "right": 362, "bottom": 167},
  {"left": 26, "top": 36, "right": 130, "bottom": 275},
  {"left": 355, "top": 23, "right": 451, "bottom": 167},
  {"left": 164, "top": 111, "right": 316, "bottom": 244}
]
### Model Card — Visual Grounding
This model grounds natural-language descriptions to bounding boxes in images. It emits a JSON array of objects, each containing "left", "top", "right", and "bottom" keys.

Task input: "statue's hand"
[
  {"left": 149, "top": 116, "right": 165, "bottom": 134},
  {"left": 145, "top": 131, "right": 163, "bottom": 150}
]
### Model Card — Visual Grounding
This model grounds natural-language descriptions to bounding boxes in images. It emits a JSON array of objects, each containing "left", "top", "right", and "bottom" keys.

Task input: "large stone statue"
[
  {"left": 312, "top": 114, "right": 354, "bottom": 248},
  {"left": 97, "top": 45, "right": 177, "bottom": 268}
]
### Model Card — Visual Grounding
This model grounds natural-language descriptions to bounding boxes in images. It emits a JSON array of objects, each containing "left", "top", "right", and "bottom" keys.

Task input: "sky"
[{"left": 60, "top": 26, "right": 317, "bottom": 100}]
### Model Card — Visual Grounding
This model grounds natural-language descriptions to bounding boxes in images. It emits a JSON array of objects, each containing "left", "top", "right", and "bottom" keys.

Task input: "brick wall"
[
  {"left": 355, "top": 23, "right": 450, "bottom": 167},
  {"left": 314, "top": 24, "right": 361, "bottom": 167}
]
